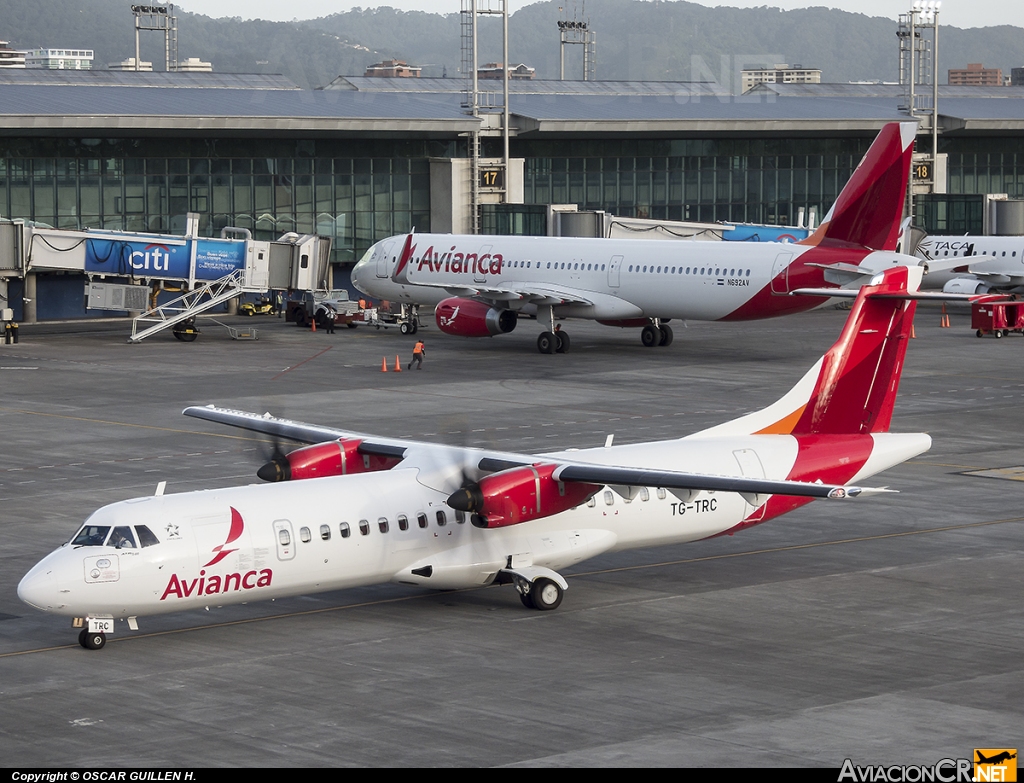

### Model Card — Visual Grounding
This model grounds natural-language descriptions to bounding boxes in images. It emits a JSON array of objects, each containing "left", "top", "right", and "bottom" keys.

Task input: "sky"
[{"left": 172, "top": 0, "right": 1024, "bottom": 30}]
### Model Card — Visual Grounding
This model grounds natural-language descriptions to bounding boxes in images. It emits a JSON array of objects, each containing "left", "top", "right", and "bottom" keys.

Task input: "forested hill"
[{"left": 3, "top": 0, "right": 1022, "bottom": 90}]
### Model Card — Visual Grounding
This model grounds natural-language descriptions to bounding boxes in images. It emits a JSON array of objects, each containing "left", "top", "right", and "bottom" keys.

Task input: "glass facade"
[
  {"left": 515, "top": 137, "right": 874, "bottom": 226},
  {"left": 0, "top": 137, "right": 446, "bottom": 263},
  {"left": 942, "top": 138, "right": 1024, "bottom": 199}
]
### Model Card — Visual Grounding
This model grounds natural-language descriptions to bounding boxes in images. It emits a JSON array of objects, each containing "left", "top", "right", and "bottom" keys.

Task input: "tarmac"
[{"left": 0, "top": 305, "right": 1021, "bottom": 767}]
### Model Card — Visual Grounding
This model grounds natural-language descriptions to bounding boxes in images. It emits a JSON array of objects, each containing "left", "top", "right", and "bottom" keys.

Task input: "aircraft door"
[
  {"left": 771, "top": 253, "right": 793, "bottom": 294},
  {"left": 475, "top": 245, "right": 492, "bottom": 283},
  {"left": 273, "top": 520, "right": 296, "bottom": 561},
  {"left": 733, "top": 449, "right": 767, "bottom": 523},
  {"left": 608, "top": 255, "right": 623, "bottom": 288},
  {"left": 376, "top": 241, "right": 394, "bottom": 279}
]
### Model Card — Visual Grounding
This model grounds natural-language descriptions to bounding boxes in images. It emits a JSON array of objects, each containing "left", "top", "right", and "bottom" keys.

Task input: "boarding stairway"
[{"left": 128, "top": 270, "right": 246, "bottom": 344}]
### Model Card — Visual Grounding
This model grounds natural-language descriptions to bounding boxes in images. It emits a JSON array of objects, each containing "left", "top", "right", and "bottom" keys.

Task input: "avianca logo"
[
  {"left": 160, "top": 506, "right": 273, "bottom": 600},
  {"left": 439, "top": 305, "right": 460, "bottom": 327},
  {"left": 203, "top": 506, "right": 244, "bottom": 567},
  {"left": 413, "top": 245, "right": 504, "bottom": 276}
]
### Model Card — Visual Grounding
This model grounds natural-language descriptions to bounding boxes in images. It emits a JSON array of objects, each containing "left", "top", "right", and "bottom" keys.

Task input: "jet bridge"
[{"left": 0, "top": 214, "right": 330, "bottom": 341}]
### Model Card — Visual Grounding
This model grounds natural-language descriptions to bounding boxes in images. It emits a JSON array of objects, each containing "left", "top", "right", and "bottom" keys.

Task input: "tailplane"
[
  {"left": 694, "top": 266, "right": 920, "bottom": 438},
  {"left": 799, "top": 122, "right": 916, "bottom": 252}
]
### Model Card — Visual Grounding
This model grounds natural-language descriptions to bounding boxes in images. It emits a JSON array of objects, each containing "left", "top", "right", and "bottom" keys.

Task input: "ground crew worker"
[{"left": 408, "top": 339, "right": 425, "bottom": 370}]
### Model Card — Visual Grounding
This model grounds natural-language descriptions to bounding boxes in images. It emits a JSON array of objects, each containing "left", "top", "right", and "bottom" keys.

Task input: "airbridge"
[{"left": 0, "top": 213, "right": 330, "bottom": 341}]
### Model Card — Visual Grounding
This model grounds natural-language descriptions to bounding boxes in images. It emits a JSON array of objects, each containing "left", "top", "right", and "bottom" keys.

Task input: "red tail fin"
[
  {"left": 799, "top": 122, "right": 916, "bottom": 252},
  {"left": 791, "top": 266, "right": 919, "bottom": 435}
]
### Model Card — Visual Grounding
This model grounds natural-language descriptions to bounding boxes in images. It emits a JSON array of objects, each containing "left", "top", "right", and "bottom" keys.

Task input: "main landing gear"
[
  {"left": 641, "top": 319, "right": 673, "bottom": 348},
  {"left": 537, "top": 330, "right": 570, "bottom": 354},
  {"left": 499, "top": 565, "right": 568, "bottom": 610}
]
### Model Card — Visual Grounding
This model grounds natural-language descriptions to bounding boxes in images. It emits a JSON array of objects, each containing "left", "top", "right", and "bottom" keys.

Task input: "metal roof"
[
  {"left": 328, "top": 76, "right": 727, "bottom": 97},
  {"left": 0, "top": 69, "right": 300, "bottom": 90},
  {"left": 750, "top": 82, "right": 1024, "bottom": 99}
]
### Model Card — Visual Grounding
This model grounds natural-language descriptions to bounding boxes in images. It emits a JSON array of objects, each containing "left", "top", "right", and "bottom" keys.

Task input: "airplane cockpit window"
[
  {"left": 72, "top": 525, "right": 110, "bottom": 547},
  {"left": 135, "top": 525, "right": 160, "bottom": 548},
  {"left": 107, "top": 526, "right": 137, "bottom": 549}
]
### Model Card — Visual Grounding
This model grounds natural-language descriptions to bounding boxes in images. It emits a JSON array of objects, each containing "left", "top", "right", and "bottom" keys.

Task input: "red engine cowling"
[
  {"left": 447, "top": 464, "right": 600, "bottom": 528},
  {"left": 257, "top": 439, "right": 399, "bottom": 482},
  {"left": 435, "top": 297, "right": 517, "bottom": 337}
]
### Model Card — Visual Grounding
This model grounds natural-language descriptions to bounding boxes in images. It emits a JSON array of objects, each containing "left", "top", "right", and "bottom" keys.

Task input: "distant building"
[
  {"left": 1011, "top": 67, "right": 1024, "bottom": 86},
  {"left": 26, "top": 48, "right": 93, "bottom": 70},
  {"left": 364, "top": 59, "right": 421, "bottom": 78},
  {"left": 741, "top": 63, "right": 820, "bottom": 93},
  {"left": 948, "top": 63, "right": 1003, "bottom": 86},
  {"left": 478, "top": 62, "right": 535, "bottom": 80},
  {"left": 177, "top": 58, "right": 213, "bottom": 73},
  {"left": 0, "top": 41, "right": 26, "bottom": 68},
  {"left": 108, "top": 58, "right": 153, "bottom": 72}
]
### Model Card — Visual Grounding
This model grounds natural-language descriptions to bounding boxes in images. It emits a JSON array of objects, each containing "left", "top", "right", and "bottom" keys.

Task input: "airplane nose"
[{"left": 18, "top": 564, "right": 57, "bottom": 611}]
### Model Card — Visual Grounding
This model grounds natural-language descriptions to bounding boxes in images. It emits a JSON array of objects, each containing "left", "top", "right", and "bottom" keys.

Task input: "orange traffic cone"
[
  {"left": 394, "top": 355, "right": 402, "bottom": 372},
  {"left": 940, "top": 304, "right": 949, "bottom": 328},
  {"left": 381, "top": 357, "right": 388, "bottom": 372},
  {"left": 911, "top": 323, "right": 916, "bottom": 338},
  {"left": 310, "top": 315, "right": 316, "bottom": 332}
]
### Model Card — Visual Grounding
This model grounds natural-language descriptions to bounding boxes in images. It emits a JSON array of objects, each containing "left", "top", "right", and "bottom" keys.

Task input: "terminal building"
[{"left": 1, "top": 70, "right": 1023, "bottom": 320}]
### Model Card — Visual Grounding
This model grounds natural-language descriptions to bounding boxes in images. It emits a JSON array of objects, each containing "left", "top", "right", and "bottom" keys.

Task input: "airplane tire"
[
  {"left": 555, "top": 331, "right": 570, "bottom": 353},
  {"left": 519, "top": 591, "right": 535, "bottom": 609},
  {"left": 641, "top": 324, "right": 660, "bottom": 348},
  {"left": 537, "top": 332, "right": 556, "bottom": 354},
  {"left": 80, "top": 630, "right": 106, "bottom": 650},
  {"left": 659, "top": 324, "right": 674, "bottom": 347},
  {"left": 530, "top": 578, "right": 563, "bottom": 611}
]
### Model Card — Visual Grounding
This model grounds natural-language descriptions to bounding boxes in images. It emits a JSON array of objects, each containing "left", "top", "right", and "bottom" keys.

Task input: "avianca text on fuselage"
[
  {"left": 412, "top": 244, "right": 504, "bottom": 276},
  {"left": 160, "top": 568, "right": 273, "bottom": 601}
]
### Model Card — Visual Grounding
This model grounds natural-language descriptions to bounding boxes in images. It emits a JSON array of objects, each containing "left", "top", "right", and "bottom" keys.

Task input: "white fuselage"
[
  {"left": 351, "top": 233, "right": 915, "bottom": 321},
  {"left": 18, "top": 431, "right": 929, "bottom": 621},
  {"left": 917, "top": 235, "right": 1024, "bottom": 290}
]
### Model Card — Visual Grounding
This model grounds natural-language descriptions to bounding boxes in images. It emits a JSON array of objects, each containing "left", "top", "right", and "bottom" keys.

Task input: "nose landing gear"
[{"left": 78, "top": 628, "right": 107, "bottom": 650}]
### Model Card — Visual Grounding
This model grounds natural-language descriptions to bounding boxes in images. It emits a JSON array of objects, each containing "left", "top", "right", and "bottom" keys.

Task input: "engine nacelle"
[
  {"left": 447, "top": 464, "right": 600, "bottom": 528},
  {"left": 435, "top": 297, "right": 517, "bottom": 337},
  {"left": 943, "top": 276, "right": 991, "bottom": 295},
  {"left": 257, "top": 439, "right": 399, "bottom": 482}
]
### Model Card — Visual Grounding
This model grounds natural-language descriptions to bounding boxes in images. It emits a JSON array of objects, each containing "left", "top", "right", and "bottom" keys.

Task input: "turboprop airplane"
[
  {"left": 21, "top": 266, "right": 940, "bottom": 650},
  {"left": 915, "top": 234, "right": 1024, "bottom": 294},
  {"left": 351, "top": 122, "right": 920, "bottom": 353}
]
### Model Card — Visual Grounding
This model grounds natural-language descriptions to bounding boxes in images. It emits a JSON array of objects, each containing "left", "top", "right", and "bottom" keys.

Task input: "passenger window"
[
  {"left": 278, "top": 529, "right": 291, "bottom": 546},
  {"left": 417, "top": 512, "right": 428, "bottom": 529},
  {"left": 656, "top": 488, "right": 667, "bottom": 500},
  {"left": 135, "top": 525, "right": 160, "bottom": 548},
  {"left": 300, "top": 526, "right": 311, "bottom": 543},
  {"left": 455, "top": 510, "right": 466, "bottom": 524},
  {"left": 108, "top": 526, "right": 137, "bottom": 549},
  {"left": 72, "top": 525, "right": 110, "bottom": 547},
  {"left": 639, "top": 488, "right": 649, "bottom": 502},
  {"left": 340, "top": 522, "right": 351, "bottom": 538},
  {"left": 436, "top": 510, "right": 447, "bottom": 526},
  {"left": 378, "top": 517, "right": 389, "bottom": 534},
  {"left": 398, "top": 514, "right": 409, "bottom": 531},
  {"left": 586, "top": 496, "right": 596, "bottom": 508},
  {"left": 359, "top": 519, "right": 370, "bottom": 536},
  {"left": 604, "top": 490, "right": 614, "bottom": 506},
  {"left": 320, "top": 524, "right": 331, "bottom": 541}
]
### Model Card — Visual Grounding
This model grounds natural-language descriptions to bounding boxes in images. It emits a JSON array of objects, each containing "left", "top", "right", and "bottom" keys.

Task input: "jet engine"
[
  {"left": 257, "top": 439, "right": 399, "bottom": 482},
  {"left": 943, "top": 276, "right": 992, "bottom": 295},
  {"left": 435, "top": 297, "right": 517, "bottom": 337},
  {"left": 447, "top": 464, "right": 600, "bottom": 528}
]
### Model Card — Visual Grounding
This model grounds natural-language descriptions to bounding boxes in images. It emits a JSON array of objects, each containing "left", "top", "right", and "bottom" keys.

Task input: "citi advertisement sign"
[{"left": 85, "top": 237, "right": 246, "bottom": 281}]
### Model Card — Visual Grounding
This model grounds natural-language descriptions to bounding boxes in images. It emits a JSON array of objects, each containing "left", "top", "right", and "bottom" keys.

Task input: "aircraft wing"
[
  {"left": 183, "top": 406, "right": 890, "bottom": 501},
  {"left": 395, "top": 278, "right": 597, "bottom": 307}
]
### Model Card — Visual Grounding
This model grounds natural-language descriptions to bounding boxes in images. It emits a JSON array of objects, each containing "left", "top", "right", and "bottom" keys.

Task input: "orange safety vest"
[{"left": 413, "top": 342, "right": 424, "bottom": 355}]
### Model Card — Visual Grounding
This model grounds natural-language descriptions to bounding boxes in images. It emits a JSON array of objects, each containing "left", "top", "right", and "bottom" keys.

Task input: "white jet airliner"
[
  {"left": 351, "top": 122, "right": 919, "bottom": 353},
  {"left": 21, "top": 265, "right": 945, "bottom": 650},
  {"left": 915, "top": 234, "right": 1024, "bottom": 294}
]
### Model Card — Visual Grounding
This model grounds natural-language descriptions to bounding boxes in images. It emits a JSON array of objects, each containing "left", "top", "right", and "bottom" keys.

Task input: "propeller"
[{"left": 256, "top": 433, "right": 292, "bottom": 482}]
